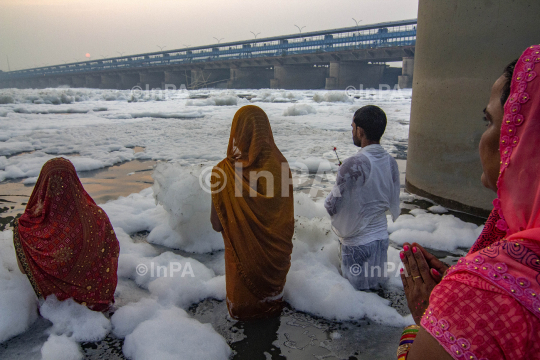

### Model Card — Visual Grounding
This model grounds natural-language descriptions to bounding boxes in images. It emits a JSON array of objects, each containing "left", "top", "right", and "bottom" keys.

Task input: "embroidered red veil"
[
  {"left": 13, "top": 158, "right": 119, "bottom": 311},
  {"left": 422, "top": 46, "right": 540, "bottom": 359}
]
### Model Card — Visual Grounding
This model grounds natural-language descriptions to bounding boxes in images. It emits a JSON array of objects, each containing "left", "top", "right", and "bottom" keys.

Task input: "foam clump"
[
  {"left": 41, "top": 334, "right": 83, "bottom": 360},
  {"left": 39, "top": 296, "right": 111, "bottom": 342},
  {"left": 290, "top": 157, "right": 337, "bottom": 174},
  {"left": 250, "top": 90, "right": 302, "bottom": 103},
  {"left": 282, "top": 104, "right": 317, "bottom": 116},
  {"left": 388, "top": 212, "right": 483, "bottom": 251},
  {"left": 186, "top": 93, "right": 241, "bottom": 106},
  {"left": 285, "top": 213, "right": 408, "bottom": 326},
  {"left": 312, "top": 91, "right": 353, "bottom": 103},
  {"left": 428, "top": 205, "right": 448, "bottom": 214},
  {"left": 0, "top": 230, "right": 38, "bottom": 343},
  {"left": 151, "top": 163, "right": 224, "bottom": 253},
  {"left": 116, "top": 300, "right": 231, "bottom": 360}
]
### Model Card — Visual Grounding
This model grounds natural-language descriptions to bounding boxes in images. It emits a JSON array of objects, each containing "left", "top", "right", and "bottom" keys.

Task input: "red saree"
[
  {"left": 422, "top": 46, "right": 540, "bottom": 359},
  {"left": 13, "top": 158, "right": 119, "bottom": 311}
]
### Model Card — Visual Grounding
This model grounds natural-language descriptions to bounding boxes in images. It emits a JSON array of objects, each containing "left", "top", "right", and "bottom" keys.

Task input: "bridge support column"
[
  {"left": 164, "top": 71, "right": 188, "bottom": 89},
  {"left": 85, "top": 76, "right": 101, "bottom": 89},
  {"left": 398, "top": 57, "right": 414, "bottom": 89},
  {"left": 119, "top": 73, "right": 140, "bottom": 89},
  {"left": 48, "top": 78, "right": 61, "bottom": 88},
  {"left": 190, "top": 69, "right": 229, "bottom": 89},
  {"left": 271, "top": 65, "right": 327, "bottom": 90},
  {"left": 100, "top": 74, "right": 121, "bottom": 89},
  {"left": 228, "top": 67, "right": 274, "bottom": 89},
  {"left": 57, "top": 77, "right": 72, "bottom": 87},
  {"left": 38, "top": 78, "right": 51, "bottom": 89},
  {"left": 407, "top": 0, "right": 540, "bottom": 214},
  {"left": 325, "top": 61, "right": 386, "bottom": 90},
  {"left": 72, "top": 76, "right": 86, "bottom": 88},
  {"left": 140, "top": 71, "right": 165, "bottom": 89}
]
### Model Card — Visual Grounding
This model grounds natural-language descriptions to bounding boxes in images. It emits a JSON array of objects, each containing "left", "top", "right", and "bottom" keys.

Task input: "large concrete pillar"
[
  {"left": 139, "top": 72, "right": 165, "bottom": 89},
  {"left": 272, "top": 65, "right": 327, "bottom": 90},
  {"left": 228, "top": 67, "right": 274, "bottom": 89},
  {"left": 190, "top": 69, "right": 229, "bottom": 89},
  {"left": 100, "top": 74, "right": 120, "bottom": 89},
  {"left": 325, "top": 62, "right": 386, "bottom": 90},
  {"left": 164, "top": 71, "right": 188, "bottom": 89},
  {"left": 85, "top": 75, "right": 101, "bottom": 89},
  {"left": 406, "top": 0, "right": 540, "bottom": 215},
  {"left": 398, "top": 57, "right": 414, "bottom": 89},
  {"left": 57, "top": 77, "right": 73, "bottom": 87},
  {"left": 72, "top": 76, "right": 86, "bottom": 88},
  {"left": 36, "top": 78, "right": 49, "bottom": 88},
  {"left": 119, "top": 73, "right": 140, "bottom": 89}
]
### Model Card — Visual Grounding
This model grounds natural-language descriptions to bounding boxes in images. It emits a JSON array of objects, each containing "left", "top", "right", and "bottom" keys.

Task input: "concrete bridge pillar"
[
  {"left": 228, "top": 67, "right": 274, "bottom": 89},
  {"left": 139, "top": 72, "right": 165, "bottom": 89},
  {"left": 19, "top": 79, "right": 32, "bottom": 89},
  {"left": 190, "top": 69, "right": 229, "bottom": 89},
  {"left": 119, "top": 73, "right": 140, "bottom": 90},
  {"left": 398, "top": 57, "right": 414, "bottom": 89},
  {"left": 100, "top": 74, "right": 121, "bottom": 89},
  {"left": 85, "top": 76, "right": 101, "bottom": 89},
  {"left": 406, "top": 0, "right": 540, "bottom": 214},
  {"left": 38, "top": 78, "right": 51, "bottom": 88},
  {"left": 47, "top": 78, "right": 61, "bottom": 88},
  {"left": 271, "top": 65, "right": 327, "bottom": 90},
  {"left": 57, "top": 77, "right": 73, "bottom": 87},
  {"left": 164, "top": 71, "right": 188, "bottom": 89},
  {"left": 72, "top": 76, "right": 86, "bottom": 88},
  {"left": 325, "top": 61, "right": 386, "bottom": 90}
]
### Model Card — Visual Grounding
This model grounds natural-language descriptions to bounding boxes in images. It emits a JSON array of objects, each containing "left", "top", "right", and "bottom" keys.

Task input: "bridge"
[{"left": 0, "top": 19, "right": 416, "bottom": 90}]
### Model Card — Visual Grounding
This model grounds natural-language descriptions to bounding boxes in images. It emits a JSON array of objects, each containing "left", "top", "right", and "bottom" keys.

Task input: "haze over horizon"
[{"left": 0, "top": 0, "right": 418, "bottom": 71}]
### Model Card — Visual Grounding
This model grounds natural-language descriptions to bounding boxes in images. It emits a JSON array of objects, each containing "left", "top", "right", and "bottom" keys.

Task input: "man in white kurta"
[{"left": 324, "top": 105, "right": 400, "bottom": 290}]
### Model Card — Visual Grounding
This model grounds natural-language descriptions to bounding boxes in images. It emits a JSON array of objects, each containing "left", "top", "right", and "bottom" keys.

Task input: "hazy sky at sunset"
[{"left": 0, "top": 0, "right": 418, "bottom": 71}]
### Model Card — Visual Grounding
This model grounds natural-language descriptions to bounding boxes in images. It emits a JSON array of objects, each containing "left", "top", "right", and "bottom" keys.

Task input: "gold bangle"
[{"left": 397, "top": 344, "right": 411, "bottom": 357}]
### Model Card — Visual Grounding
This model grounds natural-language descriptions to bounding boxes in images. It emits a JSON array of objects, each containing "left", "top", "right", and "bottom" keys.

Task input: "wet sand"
[{"left": 0, "top": 158, "right": 156, "bottom": 231}]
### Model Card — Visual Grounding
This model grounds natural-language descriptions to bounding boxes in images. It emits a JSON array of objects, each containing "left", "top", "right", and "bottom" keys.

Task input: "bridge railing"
[{"left": 0, "top": 20, "right": 416, "bottom": 80}]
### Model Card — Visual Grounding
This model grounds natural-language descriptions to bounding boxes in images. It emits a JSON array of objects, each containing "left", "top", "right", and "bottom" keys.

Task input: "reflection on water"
[
  {"left": 189, "top": 299, "right": 403, "bottom": 360},
  {"left": 0, "top": 159, "right": 157, "bottom": 231}
]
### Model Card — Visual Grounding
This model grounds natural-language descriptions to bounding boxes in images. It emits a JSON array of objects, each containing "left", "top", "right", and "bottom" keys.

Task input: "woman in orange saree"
[
  {"left": 210, "top": 105, "right": 294, "bottom": 320},
  {"left": 13, "top": 157, "right": 119, "bottom": 312}
]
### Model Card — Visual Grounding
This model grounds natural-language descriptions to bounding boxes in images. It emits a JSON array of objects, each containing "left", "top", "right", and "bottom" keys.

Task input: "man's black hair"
[
  {"left": 353, "top": 105, "right": 387, "bottom": 142},
  {"left": 501, "top": 59, "right": 518, "bottom": 107}
]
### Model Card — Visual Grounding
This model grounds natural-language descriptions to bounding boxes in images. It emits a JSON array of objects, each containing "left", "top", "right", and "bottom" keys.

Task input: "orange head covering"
[
  {"left": 211, "top": 105, "right": 294, "bottom": 300},
  {"left": 13, "top": 157, "right": 119, "bottom": 311}
]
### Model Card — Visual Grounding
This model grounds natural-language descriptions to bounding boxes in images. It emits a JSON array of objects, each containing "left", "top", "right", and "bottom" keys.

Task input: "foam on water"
[{"left": 0, "top": 86, "right": 484, "bottom": 358}]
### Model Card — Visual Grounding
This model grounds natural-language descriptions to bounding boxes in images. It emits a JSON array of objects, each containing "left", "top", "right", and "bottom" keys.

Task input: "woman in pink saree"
[{"left": 398, "top": 45, "right": 540, "bottom": 359}]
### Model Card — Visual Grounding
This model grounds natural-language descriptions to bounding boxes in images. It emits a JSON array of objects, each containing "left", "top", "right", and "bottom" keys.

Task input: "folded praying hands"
[{"left": 400, "top": 242, "right": 449, "bottom": 325}]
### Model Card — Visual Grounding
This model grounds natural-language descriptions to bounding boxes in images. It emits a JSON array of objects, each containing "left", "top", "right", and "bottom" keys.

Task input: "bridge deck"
[{"left": 1, "top": 19, "right": 416, "bottom": 80}]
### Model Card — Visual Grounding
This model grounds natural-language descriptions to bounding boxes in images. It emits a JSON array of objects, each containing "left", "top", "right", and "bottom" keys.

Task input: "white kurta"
[{"left": 324, "top": 144, "right": 400, "bottom": 290}]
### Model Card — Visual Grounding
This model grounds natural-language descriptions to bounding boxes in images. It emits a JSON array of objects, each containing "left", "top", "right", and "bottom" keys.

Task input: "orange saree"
[
  {"left": 211, "top": 105, "right": 294, "bottom": 320},
  {"left": 13, "top": 158, "right": 119, "bottom": 311}
]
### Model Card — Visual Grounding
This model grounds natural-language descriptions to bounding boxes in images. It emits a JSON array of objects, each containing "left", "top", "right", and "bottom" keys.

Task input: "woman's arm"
[
  {"left": 211, "top": 198, "right": 224, "bottom": 232},
  {"left": 406, "top": 327, "right": 453, "bottom": 360}
]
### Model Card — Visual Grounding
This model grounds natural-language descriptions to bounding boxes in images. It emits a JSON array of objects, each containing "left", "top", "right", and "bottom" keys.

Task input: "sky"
[{"left": 0, "top": 0, "right": 418, "bottom": 71}]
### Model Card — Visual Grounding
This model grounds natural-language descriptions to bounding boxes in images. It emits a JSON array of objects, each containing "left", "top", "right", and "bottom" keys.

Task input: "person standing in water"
[
  {"left": 325, "top": 105, "right": 400, "bottom": 290},
  {"left": 210, "top": 105, "right": 294, "bottom": 320}
]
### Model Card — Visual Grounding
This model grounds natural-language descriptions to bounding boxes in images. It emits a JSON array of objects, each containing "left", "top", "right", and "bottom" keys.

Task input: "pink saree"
[{"left": 422, "top": 45, "right": 540, "bottom": 359}]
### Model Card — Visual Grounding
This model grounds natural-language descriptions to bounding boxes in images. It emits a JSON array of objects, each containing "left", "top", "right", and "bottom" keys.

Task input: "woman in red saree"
[
  {"left": 13, "top": 157, "right": 119, "bottom": 312},
  {"left": 210, "top": 105, "right": 294, "bottom": 320},
  {"left": 398, "top": 45, "right": 540, "bottom": 359}
]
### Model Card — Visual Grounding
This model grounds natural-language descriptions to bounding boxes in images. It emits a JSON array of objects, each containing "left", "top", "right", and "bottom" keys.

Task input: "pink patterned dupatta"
[{"left": 422, "top": 46, "right": 540, "bottom": 360}]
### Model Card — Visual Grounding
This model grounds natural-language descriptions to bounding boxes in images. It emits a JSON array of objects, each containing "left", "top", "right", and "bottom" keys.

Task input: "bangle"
[{"left": 397, "top": 325, "right": 420, "bottom": 359}]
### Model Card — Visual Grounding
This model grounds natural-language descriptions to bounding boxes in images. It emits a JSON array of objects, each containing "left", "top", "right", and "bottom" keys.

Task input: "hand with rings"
[{"left": 399, "top": 242, "right": 449, "bottom": 325}]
